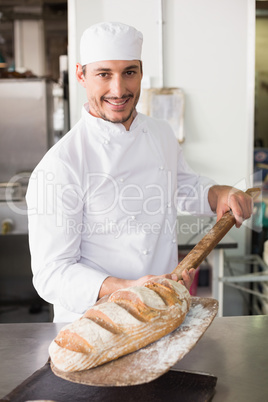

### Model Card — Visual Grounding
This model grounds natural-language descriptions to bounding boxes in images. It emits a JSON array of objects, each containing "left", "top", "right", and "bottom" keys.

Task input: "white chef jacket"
[{"left": 26, "top": 103, "right": 215, "bottom": 322}]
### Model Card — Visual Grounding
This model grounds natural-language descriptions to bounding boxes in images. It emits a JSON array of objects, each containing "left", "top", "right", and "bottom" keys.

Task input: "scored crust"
[{"left": 49, "top": 278, "right": 190, "bottom": 372}]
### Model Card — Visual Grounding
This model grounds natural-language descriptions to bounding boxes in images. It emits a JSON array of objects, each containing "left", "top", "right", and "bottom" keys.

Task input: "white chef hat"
[{"left": 80, "top": 22, "right": 143, "bottom": 65}]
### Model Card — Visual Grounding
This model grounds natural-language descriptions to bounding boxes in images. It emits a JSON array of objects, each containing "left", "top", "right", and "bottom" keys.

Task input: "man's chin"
[{"left": 102, "top": 111, "right": 134, "bottom": 125}]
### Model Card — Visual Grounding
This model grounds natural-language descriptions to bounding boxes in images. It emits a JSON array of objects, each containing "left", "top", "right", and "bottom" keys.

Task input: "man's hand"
[
  {"left": 98, "top": 269, "right": 195, "bottom": 300},
  {"left": 133, "top": 270, "right": 195, "bottom": 291},
  {"left": 208, "top": 185, "right": 253, "bottom": 228}
]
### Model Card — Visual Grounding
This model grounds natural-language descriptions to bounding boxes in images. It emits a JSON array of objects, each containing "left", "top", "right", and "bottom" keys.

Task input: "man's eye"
[
  {"left": 126, "top": 71, "right": 135, "bottom": 76},
  {"left": 98, "top": 73, "right": 109, "bottom": 78}
]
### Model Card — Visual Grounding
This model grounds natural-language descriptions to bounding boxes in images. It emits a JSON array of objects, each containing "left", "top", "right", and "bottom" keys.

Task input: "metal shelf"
[{"left": 222, "top": 254, "right": 268, "bottom": 314}]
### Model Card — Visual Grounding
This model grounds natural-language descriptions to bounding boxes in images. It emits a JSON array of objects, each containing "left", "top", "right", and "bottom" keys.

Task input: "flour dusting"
[{"left": 130, "top": 299, "right": 218, "bottom": 376}]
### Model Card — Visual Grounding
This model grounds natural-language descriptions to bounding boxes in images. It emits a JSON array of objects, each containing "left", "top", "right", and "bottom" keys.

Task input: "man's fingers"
[
  {"left": 189, "top": 268, "right": 196, "bottom": 280},
  {"left": 145, "top": 269, "right": 196, "bottom": 291},
  {"left": 216, "top": 191, "right": 254, "bottom": 228},
  {"left": 216, "top": 203, "right": 230, "bottom": 222},
  {"left": 179, "top": 268, "right": 196, "bottom": 291},
  {"left": 228, "top": 192, "right": 253, "bottom": 227}
]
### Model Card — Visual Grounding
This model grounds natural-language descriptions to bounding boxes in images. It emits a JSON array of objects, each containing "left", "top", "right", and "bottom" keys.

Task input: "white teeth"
[{"left": 107, "top": 99, "right": 127, "bottom": 106}]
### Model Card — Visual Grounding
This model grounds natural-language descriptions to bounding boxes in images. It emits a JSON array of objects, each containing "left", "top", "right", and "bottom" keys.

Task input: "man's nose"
[{"left": 109, "top": 76, "right": 126, "bottom": 98}]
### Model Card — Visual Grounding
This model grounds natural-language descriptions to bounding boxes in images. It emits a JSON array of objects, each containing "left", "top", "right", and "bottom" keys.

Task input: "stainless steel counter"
[
  {"left": 174, "top": 315, "right": 268, "bottom": 401},
  {"left": 0, "top": 316, "right": 267, "bottom": 401}
]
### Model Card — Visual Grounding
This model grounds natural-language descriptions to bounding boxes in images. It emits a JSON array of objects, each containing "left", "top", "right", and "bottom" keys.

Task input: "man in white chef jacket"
[{"left": 26, "top": 22, "right": 253, "bottom": 323}]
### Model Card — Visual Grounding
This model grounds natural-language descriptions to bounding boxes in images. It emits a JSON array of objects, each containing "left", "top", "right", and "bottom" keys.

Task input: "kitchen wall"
[
  {"left": 68, "top": 0, "right": 255, "bottom": 184},
  {"left": 67, "top": 0, "right": 255, "bottom": 315}
]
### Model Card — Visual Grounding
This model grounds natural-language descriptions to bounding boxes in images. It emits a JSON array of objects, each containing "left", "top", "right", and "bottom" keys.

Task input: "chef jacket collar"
[{"left": 82, "top": 102, "right": 142, "bottom": 134}]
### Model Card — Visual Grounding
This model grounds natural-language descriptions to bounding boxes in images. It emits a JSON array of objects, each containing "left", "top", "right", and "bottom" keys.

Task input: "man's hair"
[
  {"left": 82, "top": 61, "right": 143, "bottom": 77},
  {"left": 82, "top": 65, "right": 87, "bottom": 77}
]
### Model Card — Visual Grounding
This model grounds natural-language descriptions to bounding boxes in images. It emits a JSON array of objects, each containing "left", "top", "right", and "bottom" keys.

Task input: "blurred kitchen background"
[
  {"left": 0, "top": 0, "right": 68, "bottom": 322},
  {"left": 0, "top": 0, "right": 268, "bottom": 322}
]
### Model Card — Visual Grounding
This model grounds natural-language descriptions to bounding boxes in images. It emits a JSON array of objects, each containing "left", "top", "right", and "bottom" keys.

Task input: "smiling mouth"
[
  {"left": 103, "top": 96, "right": 133, "bottom": 108},
  {"left": 105, "top": 99, "right": 129, "bottom": 106}
]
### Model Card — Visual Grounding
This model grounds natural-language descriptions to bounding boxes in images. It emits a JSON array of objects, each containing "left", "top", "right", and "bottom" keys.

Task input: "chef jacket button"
[
  {"left": 142, "top": 249, "right": 149, "bottom": 255},
  {"left": 47, "top": 172, "right": 54, "bottom": 181},
  {"left": 167, "top": 202, "right": 171, "bottom": 208},
  {"left": 172, "top": 238, "right": 177, "bottom": 243},
  {"left": 159, "top": 165, "right": 164, "bottom": 171},
  {"left": 142, "top": 128, "right": 148, "bottom": 133},
  {"left": 131, "top": 215, "right": 136, "bottom": 220},
  {"left": 119, "top": 178, "right": 124, "bottom": 183},
  {"left": 103, "top": 139, "right": 110, "bottom": 145}
]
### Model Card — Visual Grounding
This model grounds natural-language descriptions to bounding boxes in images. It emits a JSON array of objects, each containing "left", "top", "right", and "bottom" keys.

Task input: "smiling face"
[{"left": 76, "top": 60, "right": 143, "bottom": 130}]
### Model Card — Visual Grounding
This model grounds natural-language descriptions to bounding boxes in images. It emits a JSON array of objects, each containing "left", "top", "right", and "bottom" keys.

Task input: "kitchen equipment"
[
  {"left": 4, "top": 357, "right": 217, "bottom": 401},
  {"left": 51, "top": 187, "right": 260, "bottom": 387},
  {"left": 0, "top": 78, "right": 54, "bottom": 183},
  {"left": 0, "top": 78, "right": 54, "bottom": 310}
]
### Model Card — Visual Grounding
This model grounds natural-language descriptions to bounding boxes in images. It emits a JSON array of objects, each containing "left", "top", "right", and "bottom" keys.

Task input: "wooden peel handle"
[{"left": 172, "top": 187, "right": 260, "bottom": 279}]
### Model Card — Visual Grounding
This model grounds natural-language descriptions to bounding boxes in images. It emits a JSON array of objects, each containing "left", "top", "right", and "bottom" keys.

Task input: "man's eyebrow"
[
  {"left": 92, "top": 67, "right": 112, "bottom": 72},
  {"left": 123, "top": 65, "right": 139, "bottom": 71},
  {"left": 92, "top": 64, "right": 140, "bottom": 73}
]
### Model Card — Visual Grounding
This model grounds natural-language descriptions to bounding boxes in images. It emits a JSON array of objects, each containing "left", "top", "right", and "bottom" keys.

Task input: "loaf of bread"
[{"left": 49, "top": 277, "right": 191, "bottom": 372}]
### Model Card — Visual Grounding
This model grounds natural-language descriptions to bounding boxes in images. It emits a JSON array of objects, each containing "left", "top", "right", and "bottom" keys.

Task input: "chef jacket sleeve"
[
  {"left": 26, "top": 155, "right": 109, "bottom": 316},
  {"left": 176, "top": 142, "right": 217, "bottom": 216}
]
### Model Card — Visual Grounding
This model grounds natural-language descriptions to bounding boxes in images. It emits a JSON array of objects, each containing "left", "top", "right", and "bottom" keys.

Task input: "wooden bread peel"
[
  {"left": 51, "top": 187, "right": 260, "bottom": 386},
  {"left": 172, "top": 187, "right": 260, "bottom": 279}
]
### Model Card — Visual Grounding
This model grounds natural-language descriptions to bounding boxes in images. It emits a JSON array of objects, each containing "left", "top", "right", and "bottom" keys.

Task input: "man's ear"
[{"left": 76, "top": 63, "right": 86, "bottom": 87}]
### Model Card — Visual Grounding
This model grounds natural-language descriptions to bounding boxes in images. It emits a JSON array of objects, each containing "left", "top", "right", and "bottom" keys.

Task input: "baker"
[{"left": 26, "top": 22, "right": 253, "bottom": 323}]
